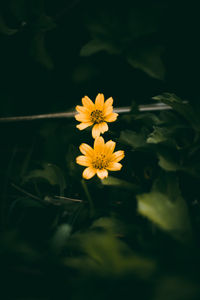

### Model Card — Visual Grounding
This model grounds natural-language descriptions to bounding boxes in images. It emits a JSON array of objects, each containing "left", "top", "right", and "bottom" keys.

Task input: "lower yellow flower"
[
  {"left": 76, "top": 136, "right": 125, "bottom": 179},
  {"left": 75, "top": 93, "right": 118, "bottom": 138}
]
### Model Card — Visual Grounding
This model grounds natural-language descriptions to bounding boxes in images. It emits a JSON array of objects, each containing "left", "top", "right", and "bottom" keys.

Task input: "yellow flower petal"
[
  {"left": 104, "top": 140, "right": 116, "bottom": 156},
  {"left": 99, "top": 122, "right": 108, "bottom": 134},
  {"left": 110, "top": 150, "right": 125, "bottom": 162},
  {"left": 82, "top": 96, "right": 95, "bottom": 110},
  {"left": 92, "top": 123, "right": 101, "bottom": 138},
  {"left": 107, "top": 162, "right": 122, "bottom": 171},
  {"left": 104, "top": 112, "right": 118, "bottom": 122},
  {"left": 97, "top": 169, "right": 108, "bottom": 179},
  {"left": 75, "top": 94, "right": 118, "bottom": 135},
  {"left": 76, "top": 122, "right": 93, "bottom": 130},
  {"left": 76, "top": 105, "right": 90, "bottom": 114},
  {"left": 75, "top": 113, "right": 91, "bottom": 122},
  {"left": 95, "top": 93, "right": 104, "bottom": 110},
  {"left": 103, "top": 105, "right": 113, "bottom": 116},
  {"left": 79, "top": 143, "right": 94, "bottom": 157},
  {"left": 76, "top": 155, "right": 91, "bottom": 166},
  {"left": 77, "top": 136, "right": 124, "bottom": 179},
  {"left": 104, "top": 97, "right": 113, "bottom": 108},
  {"left": 94, "top": 136, "right": 104, "bottom": 151},
  {"left": 83, "top": 167, "right": 96, "bottom": 179}
]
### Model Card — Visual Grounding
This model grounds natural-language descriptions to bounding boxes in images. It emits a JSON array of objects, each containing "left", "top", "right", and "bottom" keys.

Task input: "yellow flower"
[
  {"left": 76, "top": 136, "right": 125, "bottom": 180},
  {"left": 75, "top": 93, "right": 118, "bottom": 138}
]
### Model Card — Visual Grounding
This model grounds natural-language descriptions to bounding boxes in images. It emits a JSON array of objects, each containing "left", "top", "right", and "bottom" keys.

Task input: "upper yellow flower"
[
  {"left": 75, "top": 93, "right": 118, "bottom": 138},
  {"left": 76, "top": 136, "right": 125, "bottom": 180}
]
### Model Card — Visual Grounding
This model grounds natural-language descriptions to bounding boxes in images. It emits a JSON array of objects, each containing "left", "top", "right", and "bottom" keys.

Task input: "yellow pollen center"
[
  {"left": 90, "top": 110, "right": 104, "bottom": 123},
  {"left": 92, "top": 153, "right": 108, "bottom": 170}
]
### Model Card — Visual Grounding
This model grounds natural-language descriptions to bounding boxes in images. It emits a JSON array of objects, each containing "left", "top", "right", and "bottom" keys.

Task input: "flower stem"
[{"left": 81, "top": 179, "right": 95, "bottom": 218}]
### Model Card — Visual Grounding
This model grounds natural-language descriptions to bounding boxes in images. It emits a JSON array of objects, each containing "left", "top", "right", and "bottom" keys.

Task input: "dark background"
[
  {"left": 0, "top": 0, "right": 199, "bottom": 117},
  {"left": 1, "top": 1, "right": 200, "bottom": 299}
]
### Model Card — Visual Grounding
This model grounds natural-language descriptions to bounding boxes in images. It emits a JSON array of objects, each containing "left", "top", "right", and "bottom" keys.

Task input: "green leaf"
[
  {"left": 91, "top": 217, "right": 125, "bottom": 236},
  {"left": 119, "top": 129, "right": 148, "bottom": 149},
  {"left": 127, "top": 45, "right": 165, "bottom": 80},
  {"left": 9, "top": 197, "right": 43, "bottom": 214},
  {"left": 30, "top": 32, "right": 54, "bottom": 69},
  {"left": 51, "top": 224, "right": 71, "bottom": 254},
  {"left": 158, "top": 154, "right": 180, "bottom": 172},
  {"left": 24, "top": 163, "right": 66, "bottom": 196},
  {"left": 137, "top": 173, "right": 192, "bottom": 243},
  {"left": 147, "top": 127, "right": 170, "bottom": 144},
  {"left": 153, "top": 93, "right": 200, "bottom": 131},
  {"left": 66, "top": 232, "right": 156, "bottom": 278},
  {"left": 134, "top": 112, "right": 161, "bottom": 126},
  {"left": 101, "top": 176, "right": 138, "bottom": 191},
  {"left": 0, "top": 15, "right": 18, "bottom": 35},
  {"left": 147, "top": 122, "right": 191, "bottom": 149},
  {"left": 80, "top": 39, "right": 119, "bottom": 56}
]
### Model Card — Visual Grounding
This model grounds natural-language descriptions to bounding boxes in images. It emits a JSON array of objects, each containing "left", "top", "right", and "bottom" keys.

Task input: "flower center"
[
  {"left": 92, "top": 153, "right": 108, "bottom": 170},
  {"left": 90, "top": 110, "right": 104, "bottom": 123}
]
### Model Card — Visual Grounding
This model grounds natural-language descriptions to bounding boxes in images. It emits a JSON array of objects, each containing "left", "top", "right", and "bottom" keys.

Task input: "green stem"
[{"left": 81, "top": 179, "right": 95, "bottom": 218}]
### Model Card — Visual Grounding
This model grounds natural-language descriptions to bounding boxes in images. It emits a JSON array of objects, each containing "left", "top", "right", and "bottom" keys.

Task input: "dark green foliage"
[{"left": 1, "top": 1, "right": 200, "bottom": 299}]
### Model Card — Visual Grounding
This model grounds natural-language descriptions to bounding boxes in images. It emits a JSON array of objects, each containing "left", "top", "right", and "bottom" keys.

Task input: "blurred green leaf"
[
  {"left": 146, "top": 125, "right": 186, "bottom": 145},
  {"left": 66, "top": 232, "right": 156, "bottom": 278},
  {"left": 134, "top": 112, "right": 161, "bottom": 126},
  {"left": 0, "top": 15, "right": 18, "bottom": 35},
  {"left": 127, "top": 45, "right": 165, "bottom": 80},
  {"left": 147, "top": 126, "right": 170, "bottom": 144},
  {"left": 102, "top": 176, "right": 138, "bottom": 191},
  {"left": 137, "top": 173, "right": 192, "bottom": 242},
  {"left": 51, "top": 224, "right": 72, "bottom": 254},
  {"left": 9, "top": 197, "right": 43, "bottom": 212},
  {"left": 153, "top": 93, "right": 200, "bottom": 131},
  {"left": 91, "top": 217, "right": 125, "bottom": 236},
  {"left": 80, "top": 39, "right": 119, "bottom": 56},
  {"left": 119, "top": 129, "right": 148, "bottom": 149},
  {"left": 158, "top": 153, "right": 180, "bottom": 172},
  {"left": 24, "top": 163, "right": 66, "bottom": 195}
]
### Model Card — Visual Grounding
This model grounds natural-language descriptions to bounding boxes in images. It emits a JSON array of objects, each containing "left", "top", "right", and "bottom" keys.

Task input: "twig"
[
  {"left": 11, "top": 183, "right": 83, "bottom": 207},
  {"left": 0, "top": 111, "right": 75, "bottom": 123},
  {"left": 0, "top": 103, "right": 172, "bottom": 123},
  {"left": 11, "top": 183, "right": 47, "bottom": 205},
  {"left": 54, "top": 195, "right": 83, "bottom": 203}
]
